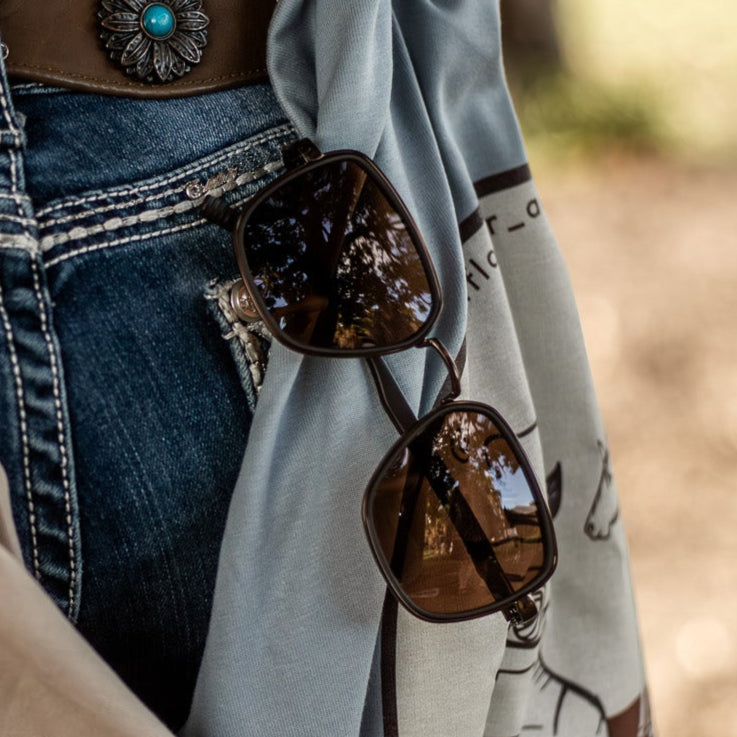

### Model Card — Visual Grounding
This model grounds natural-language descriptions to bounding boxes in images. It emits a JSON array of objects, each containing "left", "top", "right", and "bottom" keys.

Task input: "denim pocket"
[{"left": 1, "top": 82, "right": 295, "bottom": 730}]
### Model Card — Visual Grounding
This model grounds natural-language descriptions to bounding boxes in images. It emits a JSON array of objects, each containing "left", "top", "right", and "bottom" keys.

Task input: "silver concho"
[{"left": 98, "top": 0, "right": 209, "bottom": 83}]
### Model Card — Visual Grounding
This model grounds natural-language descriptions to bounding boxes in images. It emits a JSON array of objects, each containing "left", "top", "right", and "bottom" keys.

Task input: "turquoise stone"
[{"left": 141, "top": 4, "right": 175, "bottom": 39}]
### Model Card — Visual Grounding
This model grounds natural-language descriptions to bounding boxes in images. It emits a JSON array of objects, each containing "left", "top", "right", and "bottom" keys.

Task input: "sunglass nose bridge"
[{"left": 421, "top": 338, "right": 461, "bottom": 402}]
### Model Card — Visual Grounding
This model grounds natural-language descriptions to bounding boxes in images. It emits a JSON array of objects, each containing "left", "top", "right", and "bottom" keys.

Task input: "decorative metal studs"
[{"left": 98, "top": 0, "right": 209, "bottom": 83}]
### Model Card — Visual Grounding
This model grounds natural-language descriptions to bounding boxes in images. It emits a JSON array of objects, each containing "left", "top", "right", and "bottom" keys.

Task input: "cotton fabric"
[{"left": 184, "top": 1, "right": 652, "bottom": 736}]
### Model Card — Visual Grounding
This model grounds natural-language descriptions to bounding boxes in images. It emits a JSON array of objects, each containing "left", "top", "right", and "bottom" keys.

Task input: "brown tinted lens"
[
  {"left": 241, "top": 158, "right": 434, "bottom": 351},
  {"left": 367, "top": 409, "right": 545, "bottom": 617}
]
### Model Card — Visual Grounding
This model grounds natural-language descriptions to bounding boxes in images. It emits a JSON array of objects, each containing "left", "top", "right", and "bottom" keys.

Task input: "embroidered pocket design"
[{"left": 205, "top": 278, "right": 272, "bottom": 411}]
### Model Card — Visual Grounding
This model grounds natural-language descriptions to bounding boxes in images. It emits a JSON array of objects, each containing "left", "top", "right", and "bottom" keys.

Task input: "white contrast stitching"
[
  {"left": 0, "top": 81, "right": 17, "bottom": 130},
  {"left": 190, "top": 159, "right": 283, "bottom": 199},
  {"left": 0, "top": 233, "right": 40, "bottom": 253},
  {"left": 8, "top": 151, "right": 26, "bottom": 221},
  {"left": 28, "top": 257, "right": 77, "bottom": 617},
  {"left": 0, "top": 190, "right": 33, "bottom": 210},
  {"left": 0, "top": 81, "right": 43, "bottom": 579},
  {"left": 36, "top": 125, "right": 294, "bottom": 219},
  {"left": 42, "top": 184, "right": 195, "bottom": 230},
  {"left": 0, "top": 213, "right": 37, "bottom": 227},
  {"left": 3, "top": 187, "right": 28, "bottom": 216},
  {"left": 46, "top": 181, "right": 249, "bottom": 268},
  {"left": 45, "top": 185, "right": 258, "bottom": 268},
  {"left": 40, "top": 160, "right": 282, "bottom": 252},
  {"left": 41, "top": 200, "right": 198, "bottom": 251},
  {"left": 46, "top": 219, "right": 204, "bottom": 268},
  {"left": 40, "top": 152, "right": 284, "bottom": 231},
  {"left": 0, "top": 283, "right": 41, "bottom": 579}
]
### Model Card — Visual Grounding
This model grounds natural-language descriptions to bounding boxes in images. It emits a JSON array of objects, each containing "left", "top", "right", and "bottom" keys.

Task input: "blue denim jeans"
[{"left": 0, "top": 55, "right": 292, "bottom": 729}]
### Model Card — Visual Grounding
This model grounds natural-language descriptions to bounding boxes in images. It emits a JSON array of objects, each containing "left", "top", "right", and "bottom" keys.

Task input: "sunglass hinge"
[{"left": 421, "top": 338, "right": 462, "bottom": 401}]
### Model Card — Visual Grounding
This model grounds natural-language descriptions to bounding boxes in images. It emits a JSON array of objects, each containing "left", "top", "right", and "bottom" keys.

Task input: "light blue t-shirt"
[{"left": 183, "top": 2, "right": 653, "bottom": 736}]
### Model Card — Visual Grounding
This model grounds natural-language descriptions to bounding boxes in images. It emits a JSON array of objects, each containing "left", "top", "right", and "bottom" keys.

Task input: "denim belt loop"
[
  {"left": 0, "top": 33, "right": 32, "bottom": 225},
  {"left": 0, "top": 37, "right": 83, "bottom": 622}
]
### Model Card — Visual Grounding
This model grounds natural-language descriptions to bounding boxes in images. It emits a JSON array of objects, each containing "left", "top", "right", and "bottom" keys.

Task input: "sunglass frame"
[
  {"left": 230, "top": 149, "right": 443, "bottom": 358},
  {"left": 362, "top": 399, "right": 558, "bottom": 623}
]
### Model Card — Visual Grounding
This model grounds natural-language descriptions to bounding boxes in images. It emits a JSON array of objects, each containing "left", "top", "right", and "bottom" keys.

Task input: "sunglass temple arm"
[
  {"left": 366, "top": 356, "right": 416, "bottom": 436},
  {"left": 200, "top": 195, "right": 238, "bottom": 230}
]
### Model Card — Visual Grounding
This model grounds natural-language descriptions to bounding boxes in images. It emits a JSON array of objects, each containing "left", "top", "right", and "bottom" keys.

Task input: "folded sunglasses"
[{"left": 201, "top": 139, "right": 557, "bottom": 624}]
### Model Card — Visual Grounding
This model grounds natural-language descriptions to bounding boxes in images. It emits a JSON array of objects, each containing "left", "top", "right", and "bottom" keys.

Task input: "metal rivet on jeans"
[{"left": 229, "top": 280, "right": 260, "bottom": 323}]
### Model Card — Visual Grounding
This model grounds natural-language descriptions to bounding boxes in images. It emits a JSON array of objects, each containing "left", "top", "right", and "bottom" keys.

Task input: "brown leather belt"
[{"left": 0, "top": 0, "right": 274, "bottom": 98}]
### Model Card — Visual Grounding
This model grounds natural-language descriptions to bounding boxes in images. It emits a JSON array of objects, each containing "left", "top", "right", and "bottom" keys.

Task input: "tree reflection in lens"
[
  {"left": 369, "top": 410, "right": 545, "bottom": 615},
  {"left": 242, "top": 159, "right": 434, "bottom": 350}
]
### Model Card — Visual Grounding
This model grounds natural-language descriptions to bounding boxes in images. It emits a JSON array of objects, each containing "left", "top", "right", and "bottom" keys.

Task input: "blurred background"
[{"left": 499, "top": 1, "right": 737, "bottom": 735}]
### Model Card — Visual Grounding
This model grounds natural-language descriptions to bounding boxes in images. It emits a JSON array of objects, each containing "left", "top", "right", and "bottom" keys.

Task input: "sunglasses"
[{"left": 201, "top": 139, "right": 557, "bottom": 624}]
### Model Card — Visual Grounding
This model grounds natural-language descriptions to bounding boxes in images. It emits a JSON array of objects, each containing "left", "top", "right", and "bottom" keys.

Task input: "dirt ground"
[{"left": 534, "top": 156, "right": 737, "bottom": 737}]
